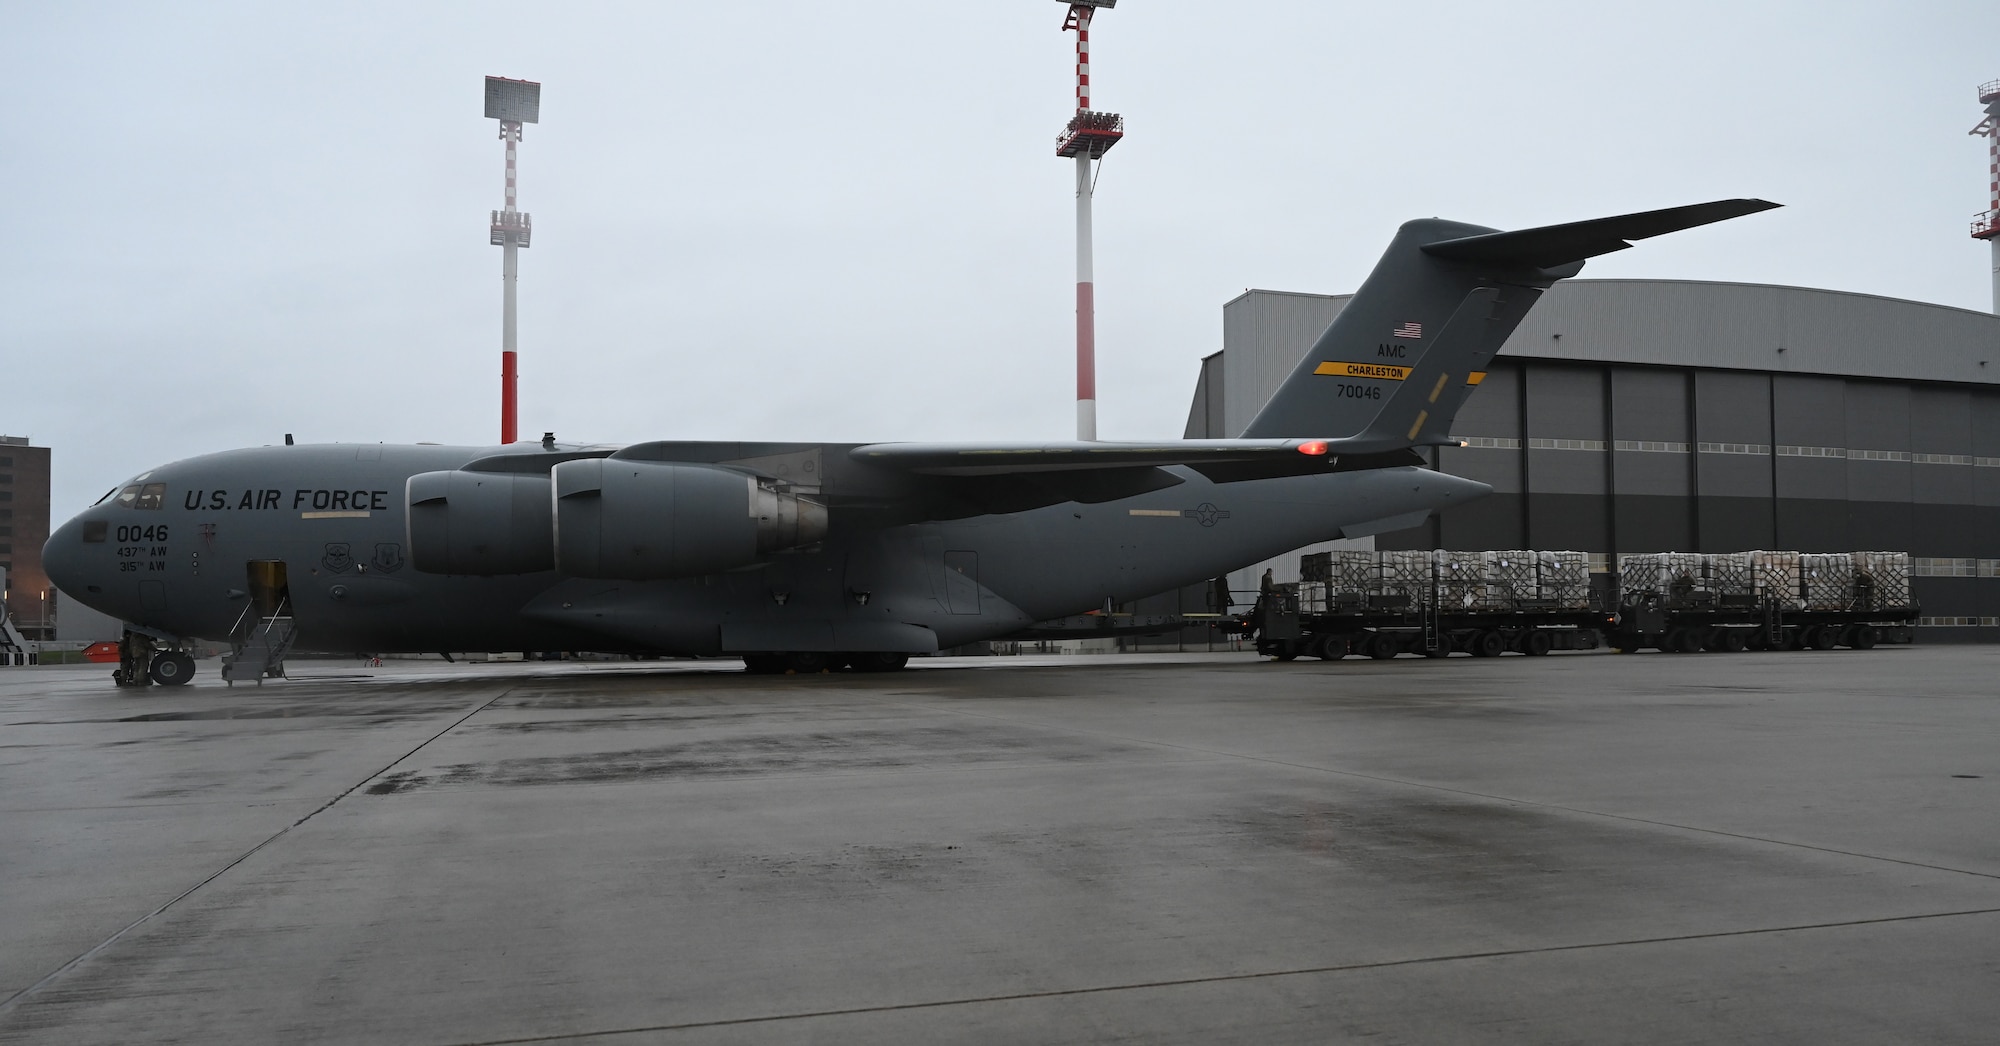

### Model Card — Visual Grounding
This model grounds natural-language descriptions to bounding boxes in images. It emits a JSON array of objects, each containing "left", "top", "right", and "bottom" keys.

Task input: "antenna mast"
[
  {"left": 1971, "top": 79, "right": 2000, "bottom": 313},
  {"left": 1056, "top": 2, "right": 1124, "bottom": 441},
  {"left": 485, "top": 76, "right": 541, "bottom": 444}
]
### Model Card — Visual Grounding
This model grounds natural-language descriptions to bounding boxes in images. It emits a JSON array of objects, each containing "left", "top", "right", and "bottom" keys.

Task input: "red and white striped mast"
[
  {"left": 485, "top": 76, "right": 541, "bottom": 444},
  {"left": 1056, "top": 2, "right": 1124, "bottom": 441},
  {"left": 1970, "top": 78, "right": 2000, "bottom": 314}
]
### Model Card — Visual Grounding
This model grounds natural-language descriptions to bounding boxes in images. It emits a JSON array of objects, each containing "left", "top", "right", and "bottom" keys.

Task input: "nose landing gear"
[{"left": 113, "top": 629, "right": 197, "bottom": 687}]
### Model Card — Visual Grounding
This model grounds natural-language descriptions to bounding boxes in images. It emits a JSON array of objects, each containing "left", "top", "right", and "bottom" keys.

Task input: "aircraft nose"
[{"left": 41, "top": 513, "right": 97, "bottom": 601}]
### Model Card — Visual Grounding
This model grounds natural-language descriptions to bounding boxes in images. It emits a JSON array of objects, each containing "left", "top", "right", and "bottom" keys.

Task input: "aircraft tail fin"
[{"left": 1238, "top": 199, "right": 1778, "bottom": 446}]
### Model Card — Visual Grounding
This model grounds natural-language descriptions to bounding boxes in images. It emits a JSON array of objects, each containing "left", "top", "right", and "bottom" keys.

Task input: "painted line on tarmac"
[
  {"left": 0, "top": 686, "right": 517, "bottom": 1015},
  {"left": 438, "top": 905, "right": 2000, "bottom": 1045}
]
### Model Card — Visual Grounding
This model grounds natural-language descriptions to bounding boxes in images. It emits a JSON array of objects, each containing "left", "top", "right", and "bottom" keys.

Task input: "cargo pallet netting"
[{"left": 1246, "top": 550, "right": 1917, "bottom": 660}]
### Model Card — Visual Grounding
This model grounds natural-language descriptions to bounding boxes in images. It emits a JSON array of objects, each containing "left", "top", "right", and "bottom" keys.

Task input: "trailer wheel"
[
  {"left": 1367, "top": 635, "right": 1399, "bottom": 660},
  {"left": 1717, "top": 630, "right": 1748, "bottom": 653},
  {"left": 1523, "top": 630, "right": 1553, "bottom": 656},
  {"left": 1312, "top": 634, "right": 1347, "bottom": 660},
  {"left": 1847, "top": 625, "right": 1879, "bottom": 650},
  {"left": 1472, "top": 630, "right": 1506, "bottom": 658},
  {"left": 1806, "top": 626, "right": 1838, "bottom": 651}
]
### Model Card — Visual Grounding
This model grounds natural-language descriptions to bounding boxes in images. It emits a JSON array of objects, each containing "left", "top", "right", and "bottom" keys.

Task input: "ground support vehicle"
[
  {"left": 1604, "top": 594, "right": 1915, "bottom": 653},
  {"left": 1249, "top": 589, "right": 1609, "bottom": 661}
]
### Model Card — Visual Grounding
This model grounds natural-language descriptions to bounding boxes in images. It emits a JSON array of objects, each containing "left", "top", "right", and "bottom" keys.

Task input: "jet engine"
[
  {"left": 551, "top": 459, "right": 827, "bottom": 580},
  {"left": 406, "top": 470, "right": 555, "bottom": 575}
]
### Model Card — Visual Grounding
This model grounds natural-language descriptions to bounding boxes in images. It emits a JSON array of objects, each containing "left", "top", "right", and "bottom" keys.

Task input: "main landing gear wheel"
[
  {"left": 148, "top": 652, "right": 196, "bottom": 687},
  {"left": 850, "top": 652, "right": 910, "bottom": 673},
  {"left": 783, "top": 652, "right": 832, "bottom": 673},
  {"left": 742, "top": 654, "right": 786, "bottom": 675}
]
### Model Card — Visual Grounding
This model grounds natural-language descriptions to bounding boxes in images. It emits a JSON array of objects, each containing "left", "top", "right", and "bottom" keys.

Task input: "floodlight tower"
[
  {"left": 1056, "top": 1, "right": 1123, "bottom": 441},
  {"left": 485, "top": 76, "right": 541, "bottom": 444},
  {"left": 1971, "top": 79, "right": 2000, "bottom": 314}
]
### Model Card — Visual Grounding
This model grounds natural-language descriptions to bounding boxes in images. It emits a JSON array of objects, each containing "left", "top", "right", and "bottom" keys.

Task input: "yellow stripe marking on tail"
[
  {"left": 1314, "top": 362, "right": 1410, "bottom": 381},
  {"left": 1428, "top": 374, "right": 1449, "bottom": 403},
  {"left": 1407, "top": 411, "right": 1429, "bottom": 441}
]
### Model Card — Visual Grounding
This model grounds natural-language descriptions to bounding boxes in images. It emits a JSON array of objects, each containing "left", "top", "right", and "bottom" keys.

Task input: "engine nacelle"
[
  {"left": 406, "top": 470, "right": 554, "bottom": 575},
  {"left": 552, "top": 459, "right": 828, "bottom": 580}
]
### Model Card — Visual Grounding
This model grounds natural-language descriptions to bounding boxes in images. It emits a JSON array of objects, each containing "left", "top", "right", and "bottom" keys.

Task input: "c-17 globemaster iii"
[{"left": 43, "top": 199, "right": 1777, "bottom": 686}]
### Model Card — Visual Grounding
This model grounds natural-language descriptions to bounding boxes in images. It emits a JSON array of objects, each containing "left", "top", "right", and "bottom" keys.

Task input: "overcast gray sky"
[{"left": 6, "top": 1, "right": 1996, "bottom": 513}]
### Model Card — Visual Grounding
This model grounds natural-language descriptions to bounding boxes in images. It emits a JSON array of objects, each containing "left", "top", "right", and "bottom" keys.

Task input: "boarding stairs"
[
  {"left": 0, "top": 612, "right": 30, "bottom": 666},
  {"left": 222, "top": 599, "right": 296, "bottom": 685}
]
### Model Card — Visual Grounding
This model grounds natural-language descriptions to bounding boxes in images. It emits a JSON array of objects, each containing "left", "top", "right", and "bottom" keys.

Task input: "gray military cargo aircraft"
[{"left": 44, "top": 199, "right": 1776, "bottom": 685}]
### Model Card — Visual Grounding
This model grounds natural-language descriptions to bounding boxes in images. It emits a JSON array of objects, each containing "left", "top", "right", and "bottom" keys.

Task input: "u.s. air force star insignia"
[
  {"left": 322, "top": 543, "right": 353, "bottom": 573},
  {"left": 1183, "top": 502, "right": 1232, "bottom": 527}
]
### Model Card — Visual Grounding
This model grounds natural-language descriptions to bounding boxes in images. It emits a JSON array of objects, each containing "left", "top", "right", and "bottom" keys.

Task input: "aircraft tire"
[
  {"left": 784, "top": 652, "right": 831, "bottom": 673},
  {"left": 851, "top": 652, "right": 910, "bottom": 672},
  {"left": 742, "top": 654, "right": 785, "bottom": 674},
  {"left": 149, "top": 652, "right": 196, "bottom": 687}
]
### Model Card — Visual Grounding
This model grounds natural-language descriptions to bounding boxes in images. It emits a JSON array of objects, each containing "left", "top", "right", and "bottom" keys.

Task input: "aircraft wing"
[{"left": 848, "top": 439, "right": 1337, "bottom": 477}]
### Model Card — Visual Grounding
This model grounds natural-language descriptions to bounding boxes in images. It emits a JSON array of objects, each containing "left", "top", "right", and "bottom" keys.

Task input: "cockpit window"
[{"left": 114, "top": 483, "right": 167, "bottom": 510}]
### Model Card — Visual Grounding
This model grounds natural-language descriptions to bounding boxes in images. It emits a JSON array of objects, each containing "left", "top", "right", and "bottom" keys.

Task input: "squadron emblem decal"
[
  {"left": 322, "top": 543, "right": 354, "bottom": 573},
  {"left": 372, "top": 543, "right": 405, "bottom": 574}
]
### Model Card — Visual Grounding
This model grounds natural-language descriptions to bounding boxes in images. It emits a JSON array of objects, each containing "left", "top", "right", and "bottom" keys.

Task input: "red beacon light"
[{"left": 1297, "top": 440, "right": 1330, "bottom": 456}]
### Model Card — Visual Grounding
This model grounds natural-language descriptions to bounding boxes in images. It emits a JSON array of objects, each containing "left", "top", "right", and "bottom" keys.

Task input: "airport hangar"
[{"left": 1171, "top": 279, "right": 2000, "bottom": 642}]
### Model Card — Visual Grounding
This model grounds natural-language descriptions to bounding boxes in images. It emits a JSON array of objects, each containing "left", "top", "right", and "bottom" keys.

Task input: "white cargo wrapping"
[
  {"left": 1538, "top": 551, "right": 1591, "bottom": 609},
  {"left": 1297, "top": 580, "right": 1328, "bottom": 615},
  {"left": 1377, "top": 549, "right": 1434, "bottom": 607},
  {"left": 1800, "top": 553, "right": 1856, "bottom": 611},
  {"left": 1621, "top": 552, "right": 1705, "bottom": 602},
  {"left": 1850, "top": 551, "right": 1912, "bottom": 610},
  {"left": 1484, "top": 551, "right": 1540, "bottom": 605},
  {"left": 1705, "top": 552, "right": 1756, "bottom": 598},
  {"left": 1435, "top": 550, "right": 1488, "bottom": 608},
  {"left": 1749, "top": 550, "right": 1804, "bottom": 608},
  {"left": 1332, "top": 550, "right": 1377, "bottom": 599}
]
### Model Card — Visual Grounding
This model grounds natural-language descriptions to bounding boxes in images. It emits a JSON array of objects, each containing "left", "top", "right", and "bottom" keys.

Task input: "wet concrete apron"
[{"left": 1, "top": 649, "right": 1996, "bottom": 1044}]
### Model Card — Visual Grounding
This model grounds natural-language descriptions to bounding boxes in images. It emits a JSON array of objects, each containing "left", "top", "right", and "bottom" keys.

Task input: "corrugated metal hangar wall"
[{"left": 1182, "top": 280, "right": 2000, "bottom": 642}]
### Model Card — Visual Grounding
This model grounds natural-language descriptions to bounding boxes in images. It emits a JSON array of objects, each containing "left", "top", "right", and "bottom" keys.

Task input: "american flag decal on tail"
[{"left": 1392, "top": 322, "right": 1423, "bottom": 340}]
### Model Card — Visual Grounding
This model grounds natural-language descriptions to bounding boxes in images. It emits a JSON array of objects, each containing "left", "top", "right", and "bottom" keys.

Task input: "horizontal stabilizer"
[{"left": 1421, "top": 199, "right": 1780, "bottom": 269}]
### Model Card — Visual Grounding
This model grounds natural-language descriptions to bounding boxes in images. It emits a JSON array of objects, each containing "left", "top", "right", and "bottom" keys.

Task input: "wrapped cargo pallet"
[
  {"left": 1297, "top": 580, "right": 1329, "bottom": 615},
  {"left": 1435, "top": 550, "right": 1489, "bottom": 609},
  {"left": 1331, "top": 550, "right": 1377, "bottom": 604},
  {"left": 1537, "top": 551, "right": 1591, "bottom": 609},
  {"left": 1622, "top": 552, "right": 1706, "bottom": 605},
  {"left": 1376, "top": 549, "right": 1434, "bottom": 609},
  {"left": 1850, "top": 551, "right": 1912, "bottom": 611},
  {"left": 1749, "top": 551, "right": 1805, "bottom": 609},
  {"left": 1483, "top": 551, "right": 1541, "bottom": 606},
  {"left": 1300, "top": 552, "right": 1333, "bottom": 584},
  {"left": 1801, "top": 553, "right": 1856, "bottom": 611},
  {"left": 1705, "top": 552, "right": 1756, "bottom": 601}
]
